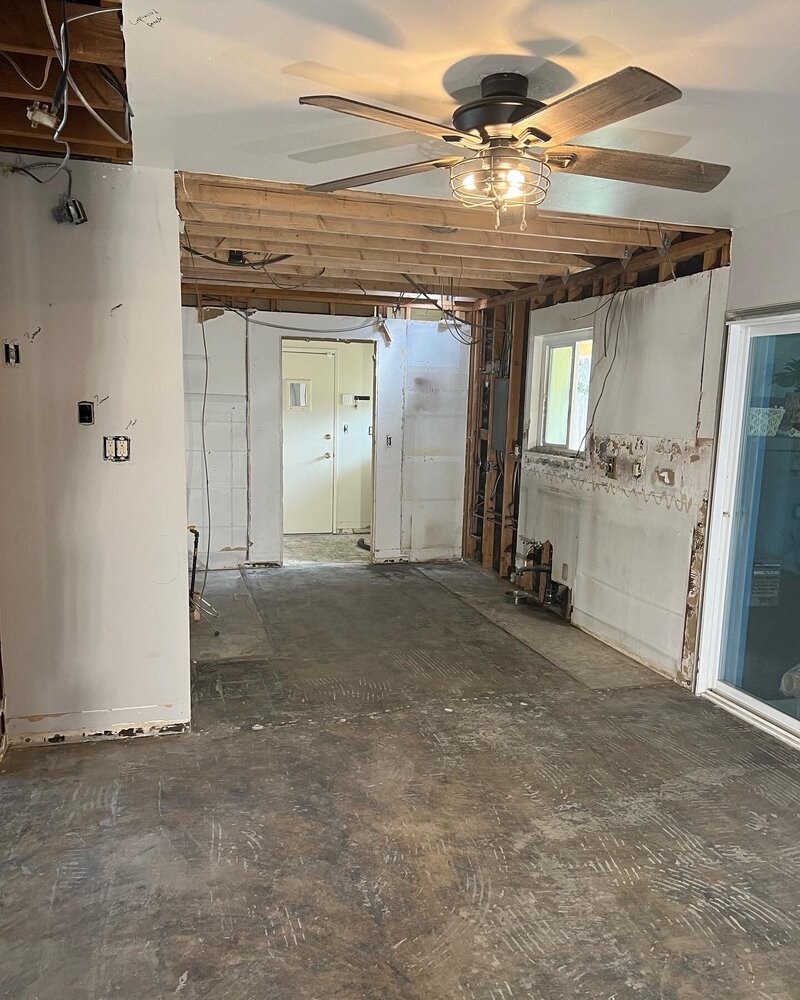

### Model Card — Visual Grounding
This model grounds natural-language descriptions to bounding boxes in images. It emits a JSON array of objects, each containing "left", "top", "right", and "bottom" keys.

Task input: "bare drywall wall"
[
  {"left": 228, "top": 313, "right": 468, "bottom": 563},
  {"left": 0, "top": 161, "right": 190, "bottom": 744},
  {"left": 518, "top": 269, "right": 730, "bottom": 679},
  {"left": 183, "top": 310, "right": 248, "bottom": 570},
  {"left": 728, "top": 208, "right": 800, "bottom": 314}
]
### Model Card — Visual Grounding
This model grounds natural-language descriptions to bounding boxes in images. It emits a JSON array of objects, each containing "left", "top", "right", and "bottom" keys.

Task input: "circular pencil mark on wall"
[{"left": 140, "top": 534, "right": 181, "bottom": 585}]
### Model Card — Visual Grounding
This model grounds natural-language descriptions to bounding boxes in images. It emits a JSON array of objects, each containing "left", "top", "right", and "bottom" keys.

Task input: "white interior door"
[{"left": 282, "top": 350, "right": 336, "bottom": 533}]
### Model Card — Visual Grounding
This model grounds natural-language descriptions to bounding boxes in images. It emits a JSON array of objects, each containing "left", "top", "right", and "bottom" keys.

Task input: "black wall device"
[{"left": 78, "top": 400, "right": 95, "bottom": 425}]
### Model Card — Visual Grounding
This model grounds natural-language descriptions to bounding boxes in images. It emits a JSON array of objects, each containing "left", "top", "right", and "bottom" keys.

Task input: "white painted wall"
[
  {"left": 518, "top": 269, "right": 730, "bottom": 677},
  {"left": 183, "top": 310, "right": 248, "bottom": 570},
  {"left": 181, "top": 312, "right": 468, "bottom": 564},
  {"left": 0, "top": 161, "right": 190, "bottom": 744},
  {"left": 728, "top": 208, "right": 800, "bottom": 314},
  {"left": 284, "top": 339, "right": 374, "bottom": 532}
]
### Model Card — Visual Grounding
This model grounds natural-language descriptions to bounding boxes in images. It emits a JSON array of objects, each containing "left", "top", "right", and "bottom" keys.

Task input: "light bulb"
[
  {"left": 462, "top": 173, "right": 476, "bottom": 191},
  {"left": 506, "top": 168, "right": 525, "bottom": 185},
  {"left": 504, "top": 185, "right": 523, "bottom": 200}
]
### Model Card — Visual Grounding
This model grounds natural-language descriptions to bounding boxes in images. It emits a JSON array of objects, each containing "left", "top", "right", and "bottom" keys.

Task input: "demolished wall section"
[{"left": 518, "top": 269, "right": 730, "bottom": 680}]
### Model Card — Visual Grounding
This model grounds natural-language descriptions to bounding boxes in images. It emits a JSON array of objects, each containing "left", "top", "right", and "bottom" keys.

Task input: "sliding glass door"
[{"left": 699, "top": 313, "right": 800, "bottom": 741}]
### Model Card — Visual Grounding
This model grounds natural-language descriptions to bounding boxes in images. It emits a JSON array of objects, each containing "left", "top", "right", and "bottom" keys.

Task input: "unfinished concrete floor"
[
  {"left": 2, "top": 563, "right": 800, "bottom": 999},
  {"left": 283, "top": 532, "right": 371, "bottom": 565}
]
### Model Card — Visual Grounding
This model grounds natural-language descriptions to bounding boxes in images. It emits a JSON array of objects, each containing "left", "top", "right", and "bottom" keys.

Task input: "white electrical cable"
[
  {"left": 0, "top": 52, "right": 52, "bottom": 90},
  {"left": 246, "top": 315, "right": 378, "bottom": 334},
  {"left": 39, "top": 1, "right": 131, "bottom": 147},
  {"left": 212, "top": 304, "right": 378, "bottom": 334}
]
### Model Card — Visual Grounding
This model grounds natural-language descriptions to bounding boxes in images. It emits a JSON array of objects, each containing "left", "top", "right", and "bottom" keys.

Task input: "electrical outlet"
[{"left": 103, "top": 436, "right": 131, "bottom": 462}]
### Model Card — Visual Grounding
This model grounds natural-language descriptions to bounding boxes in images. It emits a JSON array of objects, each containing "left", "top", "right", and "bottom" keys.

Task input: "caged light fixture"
[{"left": 449, "top": 144, "right": 550, "bottom": 229}]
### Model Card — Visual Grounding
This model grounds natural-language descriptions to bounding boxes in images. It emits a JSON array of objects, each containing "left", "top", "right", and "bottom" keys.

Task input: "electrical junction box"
[
  {"left": 4, "top": 341, "right": 20, "bottom": 366},
  {"left": 103, "top": 436, "right": 131, "bottom": 462}
]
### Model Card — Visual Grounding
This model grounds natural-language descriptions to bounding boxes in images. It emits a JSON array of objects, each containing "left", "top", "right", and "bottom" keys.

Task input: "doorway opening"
[{"left": 281, "top": 338, "right": 375, "bottom": 565}]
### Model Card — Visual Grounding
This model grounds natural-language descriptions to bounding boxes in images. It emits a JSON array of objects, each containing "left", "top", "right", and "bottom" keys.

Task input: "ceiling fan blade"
[
  {"left": 548, "top": 144, "right": 730, "bottom": 192},
  {"left": 300, "top": 95, "right": 483, "bottom": 148},
  {"left": 513, "top": 67, "right": 681, "bottom": 145},
  {"left": 306, "top": 157, "right": 464, "bottom": 193}
]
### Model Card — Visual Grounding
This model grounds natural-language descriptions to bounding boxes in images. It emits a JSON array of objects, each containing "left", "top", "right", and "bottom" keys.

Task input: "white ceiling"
[{"left": 123, "top": 0, "right": 800, "bottom": 229}]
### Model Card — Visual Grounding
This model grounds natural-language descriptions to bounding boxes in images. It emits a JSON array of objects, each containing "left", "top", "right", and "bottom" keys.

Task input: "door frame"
[
  {"left": 696, "top": 310, "right": 800, "bottom": 749},
  {"left": 279, "top": 337, "right": 377, "bottom": 562}
]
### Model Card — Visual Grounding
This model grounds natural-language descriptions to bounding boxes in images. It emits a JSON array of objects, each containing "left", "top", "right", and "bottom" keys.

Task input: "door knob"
[{"left": 324, "top": 452, "right": 332, "bottom": 459}]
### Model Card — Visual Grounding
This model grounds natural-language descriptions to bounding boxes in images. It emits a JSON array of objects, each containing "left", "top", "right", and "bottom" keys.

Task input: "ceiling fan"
[{"left": 299, "top": 67, "right": 730, "bottom": 225}]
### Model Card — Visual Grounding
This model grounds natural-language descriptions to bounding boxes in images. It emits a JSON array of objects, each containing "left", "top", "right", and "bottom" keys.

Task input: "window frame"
[{"left": 529, "top": 327, "right": 593, "bottom": 457}]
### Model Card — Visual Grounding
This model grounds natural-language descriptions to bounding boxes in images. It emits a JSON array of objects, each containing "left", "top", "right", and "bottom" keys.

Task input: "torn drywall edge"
[
  {"left": 680, "top": 494, "right": 709, "bottom": 688},
  {"left": 9, "top": 718, "right": 190, "bottom": 749}
]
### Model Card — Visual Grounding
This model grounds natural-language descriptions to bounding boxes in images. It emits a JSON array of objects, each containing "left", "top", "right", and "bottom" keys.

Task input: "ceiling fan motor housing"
[{"left": 452, "top": 72, "right": 546, "bottom": 136}]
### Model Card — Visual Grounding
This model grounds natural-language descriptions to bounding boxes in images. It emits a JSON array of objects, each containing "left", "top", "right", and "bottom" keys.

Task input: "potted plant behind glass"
[{"left": 774, "top": 359, "right": 800, "bottom": 433}]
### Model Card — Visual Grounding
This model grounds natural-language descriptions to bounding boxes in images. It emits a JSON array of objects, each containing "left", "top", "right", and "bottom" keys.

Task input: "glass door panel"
[{"left": 719, "top": 329, "right": 800, "bottom": 721}]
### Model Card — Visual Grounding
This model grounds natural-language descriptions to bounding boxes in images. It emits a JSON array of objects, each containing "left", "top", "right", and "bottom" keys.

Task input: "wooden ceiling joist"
[
  {"left": 0, "top": 54, "right": 125, "bottom": 111},
  {"left": 0, "top": 2, "right": 130, "bottom": 163},
  {"left": 0, "top": 1, "right": 125, "bottom": 66},
  {"left": 181, "top": 256, "right": 524, "bottom": 293},
  {"left": 182, "top": 282, "right": 478, "bottom": 311},
  {"left": 182, "top": 243, "right": 583, "bottom": 280},
  {"left": 180, "top": 176, "right": 689, "bottom": 247},
  {"left": 181, "top": 272, "right": 491, "bottom": 299},
  {"left": 181, "top": 212, "right": 632, "bottom": 260},
  {"left": 183, "top": 232, "right": 594, "bottom": 271},
  {"left": 176, "top": 171, "right": 721, "bottom": 310}
]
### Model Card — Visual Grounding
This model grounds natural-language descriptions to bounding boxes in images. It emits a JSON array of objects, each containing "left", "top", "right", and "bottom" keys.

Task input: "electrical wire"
[
  {"left": 9, "top": 159, "right": 72, "bottom": 196},
  {"left": 181, "top": 243, "right": 295, "bottom": 271},
  {"left": 572, "top": 287, "right": 630, "bottom": 460},
  {"left": 184, "top": 233, "right": 213, "bottom": 598},
  {"left": 200, "top": 298, "right": 377, "bottom": 334},
  {"left": 39, "top": 1, "right": 132, "bottom": 148},
  {"left": 0, "top": 52, "right": 53, "bottom": 90},
  {"left": 263, "top": 269, "right": 327, "bottom": 290}
]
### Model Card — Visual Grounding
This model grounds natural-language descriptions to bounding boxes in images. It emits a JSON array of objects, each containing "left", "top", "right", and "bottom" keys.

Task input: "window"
[
  {"left": 285, "top": 379, "right": 310, "bottom": 410},
  {"left": 533, "top": 330, "right": 593, "bottom": 453}
]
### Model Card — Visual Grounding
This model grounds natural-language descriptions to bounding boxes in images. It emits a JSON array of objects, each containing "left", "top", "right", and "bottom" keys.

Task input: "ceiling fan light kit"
[
  {"left": 300, "top": 66, "right": 730, "bottom": 227},
  {"left": 449, "top": 145, "right": 551, "bottom": 229}
]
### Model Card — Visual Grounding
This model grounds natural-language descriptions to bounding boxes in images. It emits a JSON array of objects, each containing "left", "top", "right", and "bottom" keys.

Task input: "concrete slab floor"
[
  {"left": 2, "top": 563, "right": 800, "bottom": 999},
  {"left": 283, "top": 532, "right": 371, "bottom": 565}
]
